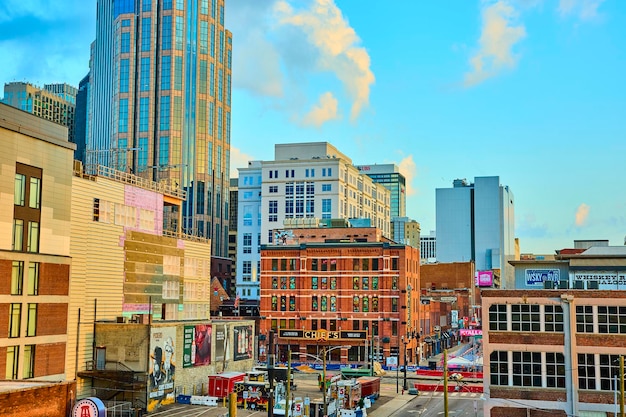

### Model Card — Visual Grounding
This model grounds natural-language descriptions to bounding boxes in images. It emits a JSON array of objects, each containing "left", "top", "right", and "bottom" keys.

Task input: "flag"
[{"left": 234, "top": 295, "right": 240, "bottom": 308}]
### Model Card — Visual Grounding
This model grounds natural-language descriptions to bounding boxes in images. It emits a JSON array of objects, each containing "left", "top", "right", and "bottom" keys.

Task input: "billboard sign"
[
  {"left": 526, "top": 269, "right": 560, "bottom": 286},
  {"left": 234, "top": 325, "right": 253, "bottom": 361},
  {"left": 477, "top": 270, "right": 493, "bottom": 287},
  {"left": 148, "top": 327, "right": 176, "bottom": 411},
  {"left": 459, "top": 329, "right": 482, "bottom": 337}
]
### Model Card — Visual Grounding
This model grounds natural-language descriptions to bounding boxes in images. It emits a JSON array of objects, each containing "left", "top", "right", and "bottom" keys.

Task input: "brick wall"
[
  {"left": 37, "top": 304, "right": 68, "bottom": 336},
  {"left": 578, "top": 390, "right": 615, "bottom": 404},
  {"left": 577, "top": 334, "right": 626, "bottom": 348},
  {"left": 34, "top": 342, "right": 66, "bottom": 377},
  {"left": 491, "top": 407, "right": 566, "bottom": 417},
  {"left": 0, "top": 303, "right": 8, "bottom": 336},
  {"left": 489, "top": 332, "right": 565, "bottom": 346},
  {"left": 0, "top": 381, "right": 75, "bottom": 417},
  {"left": 0, "top": 259, "right": 11, "bottom": 294},
  {"left": 39, "top": 263, "right": 69, "bottom": 295},
  {"left": 0, "top": 346, "right": 6, "bottom": 373},
  {"left": 491, "top": 387, "right": 567, "bottom": 402}
]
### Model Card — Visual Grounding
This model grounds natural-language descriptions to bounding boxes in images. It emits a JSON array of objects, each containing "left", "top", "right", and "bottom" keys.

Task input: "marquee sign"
[{"left": 278, "top": 329, "right": 367, "bottom": 341}]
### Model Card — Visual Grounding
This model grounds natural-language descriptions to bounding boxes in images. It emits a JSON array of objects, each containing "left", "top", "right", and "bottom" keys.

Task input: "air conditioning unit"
[
  {"left": 588, "top": 281, "right": 599, "bottom": 289},
  {"left": 574, "top": 281, "right": 584, "bottom": 289},
  {"left": 558, "top": 281, "right": 569, "bottom": 289},
  {"left": 544, "top": 281, "right": 554, "bottom": 289}
]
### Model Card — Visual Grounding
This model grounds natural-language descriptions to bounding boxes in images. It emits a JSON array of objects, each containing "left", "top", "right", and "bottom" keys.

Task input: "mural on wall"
[
  {"left": 183, "top": 324, "right": 212, "bottom": 367},
  {"left": 148, "top": 327, "right": 176, "bottom": 412},
  {"left": 234, "top": 325, "right": 253, "bottom": 361}
]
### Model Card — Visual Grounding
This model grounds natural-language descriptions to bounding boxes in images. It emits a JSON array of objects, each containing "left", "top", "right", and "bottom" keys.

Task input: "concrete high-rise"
[
  {"left": 356, "top": 163, "right": 406, "bottom": 218},
  {"left": 436, "top": 176, "right": 515, "bottom": 288},
  {"left": 87, "top": 0, "right": 232, "bottom": 257}
]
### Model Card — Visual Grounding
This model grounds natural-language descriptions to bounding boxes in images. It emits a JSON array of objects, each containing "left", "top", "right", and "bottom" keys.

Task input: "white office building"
[
  {"left": 436, "top": 176, "right": 515, "bottom": 288},
  {"left": 236, "top": 142, "right": 391, "bottom": 300}
]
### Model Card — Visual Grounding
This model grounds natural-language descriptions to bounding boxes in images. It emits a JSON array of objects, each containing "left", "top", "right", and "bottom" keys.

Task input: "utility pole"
[
  {"left": 322, "top": 346, "right": 327, "bottom": 417},
  {"left": 621, "top": 355, "right": 624, "bottom": 417},
  {"left": 443, "top": 349, "right": 449, "bottom": 417}
]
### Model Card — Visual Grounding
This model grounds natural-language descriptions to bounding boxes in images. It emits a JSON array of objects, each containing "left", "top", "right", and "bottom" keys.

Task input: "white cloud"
[
  {"left": 397, "top": 155, "right": 417, "bottom": 197},
  {"left": 276, "top": 0, "right": 375, "bottom": 121},
  {"left": 301, "top": 91, "right": 340, "bottom": 127},
  {"left": 575, "top": 203, "right": 590, "bottom": 226},
  {"left": 464, "top": 1, "right": 526, "bottom": 87},
  {"left": 229, "top": 147, "right": 257, "bottom": 179},
  {"left": 558, "top": 0, "right": 606, "bottom": 20}
]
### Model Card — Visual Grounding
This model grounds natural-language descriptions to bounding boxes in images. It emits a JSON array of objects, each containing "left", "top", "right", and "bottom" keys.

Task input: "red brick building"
[
  {"left": 259, "top": 226, "right": 420, "bottom": 366},
  {"left": 482, "top": 289, "right": 626, "bottom": 417}
]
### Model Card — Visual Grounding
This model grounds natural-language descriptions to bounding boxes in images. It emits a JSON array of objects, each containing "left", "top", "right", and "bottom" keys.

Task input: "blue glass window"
[
  {"left": 121, "top": 32, "right": 130, "bottom": 53},
  {"left": 159, "top": 137, "right": 169, "bottom": 166},
  {"left": 226, "top": 74, "right": 231, "bottom": 105},
  {"left": 174, "top": 57, "right": 183, "bottom": 90},
  {"left": 117, "top": 138, "right": 128, "bottom": 171},
  {"left": 118, "top": 99, "right": 128, "bottom": 133},
  {"left": 163, "top": 0, "right": 172, "bottom": 10},
  {"left": 162, "top": 15, "right": 172, "bottom": 50},
  {"left": 220, "top": 5, "right": 224, "bottom": 25},
  {"left": 199, "top": 60, "right": 207, "bottom": 93},
  {"left": 161, "top": 55, "right": 171, "bottom": 90},
  {"left": 120, "top": 59, "right": 130, "bottom": 93},
  {"left": 209, "top": 63, "right": 215, "bottom": 96},
  {"left": 200, "top": 21, "right": 208, "bottom": 54},
  {"left": 160, "top": 96, "right": 170, "bottom": 131},
  {"left": 227, "top": 50, "right": 231, "bottom": 69},
  {"left": 175, "top": 16, "right": 183, "bottom": 50},
  {"left": 210, "top": 24, "right": 215, "bottom": 58},
  {"left": 122, "top": 19, "right": 131, "bottom": 27},
  {"left": 141, "top": 18, "right": 151, "bottom": 51},
  {"left": 142, "top": 0, "right": 151, "bottom": 12},
  {"left": 176, "top": 0, "right": 184, "bottom": 10},
  {"left": 226, "top": 112, "right": 230, "bottom": 144},
  {"left": 201, "top": 0, "right": 208, "bottom": 14},
  {"left": 219, "top": 30, "right": 224, "bottom": 63},
  {"left": 217, "top": 106, "right": 222, "bottom": 140},
  {"left": 138, "top": 137, "right": 148, "bottom": 170},
  {"left": 114, "top": 0, "right": 135, "bottom": 18},
  {"left": 218, "top": 69, "right": 223, "bottom": 101},
  {"left": 139, "top": 97, "right": 150, "bottom": 132},
  {"left": 140, "top": 57, "right": 150, "bottom": 91},
  {"left": 212, "top": 0, "right": 216, "bottom": 18},
  {"left": 209, "top": 102, "right": 214, "bottom": 134}
]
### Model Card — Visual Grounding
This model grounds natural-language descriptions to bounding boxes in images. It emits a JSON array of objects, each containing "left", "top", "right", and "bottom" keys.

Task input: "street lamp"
[{"left": 402, "top": 336, "right": 409, "bottom": 391}]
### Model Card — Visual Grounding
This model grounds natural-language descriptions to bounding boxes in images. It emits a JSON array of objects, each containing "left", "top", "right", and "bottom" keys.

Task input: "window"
[
  {"left": 578, "top": 353, "right": 596, "bottom": 390},
  {"left": 139, "top": 97, "right": 150, "bottom": 131},
  {"left": 392, "top": 298, "right": 398, "bottom": 312},
  {"left": 512, "top": 351, "right": 542, "bottom": 387},
  {"left": 280, "top": 296, "right": 286, "bottom": 311},
  {"left": 269, "top": 186, "right": 278, "bottom": 193},
  {"left": 289, "top": 277, "right": 296, "bottom": 289},
  {"left": 141, "top": 18, "right": 151, "bottom": 51},
  {"left": 12, "top": 219, "right": 24, "bottom": 252},
  {"left": 353, "top": 277, "right": 360, "bottom": 290},
  {"left": 159, "top": 95, "right": 170, "bottom": 130},
  {"left": 311, "top": 259, "right": 318, "bottom": 271},
  {"left": 598, "top": 306, "right": 626, "bottom": 334},
  {"left": 11, "top": 261, "right": 24, "bottom": 295},
  {"left": 511, "top": 304, "right": 540, "bottom": 332},
  {"left": 392, "top": 258, "right": 399, "bottom": 270},
  {"left": 321, "top": 277, "right": 327, "bottom": 290},
  {"left": 372, "top": 296, "right": 379, "bottom": 312},
  {"left": 9, "top": 303, "right": 21, "bottom": 338},
  {"left": 6, "top": 346, "right": 19, "bottom": 379},
  {"left": 321, "top": 296, "right": 327, "bottom": 311},
  {"left": 489, "top": 304, "right": 508, "bottom": 330},
  {"left": 362, "top": 296, "right": 369, "bottom": 312},
  {"left": 311, "top": 277, "right": 318, "bottom": 290},
  {"left": 372, "top": 277, "right": 379, "bottom": 290},
  {"left": 322, "top": 184, "right": 331, "bottom": 192},
  {"left": 289, "top": 296, "right": 296, "bottom": 311},
  {"left": 576, "top": 305, "right": 594, "bottom": 333},
  {"left": 330, "top": 277, "right": 337, "bottom": 290},
  {"left": 28, "top": 262, "right": 39, "bottom": 295},
  {"left": 312, "top": 296, "right": 318, "bottom": 311},
  {"left": 121, "top": 32, "right": 130, "bottom": 53},
  {"left": 269, "top": 200, "right": 278, "bottom": 222},
  {"left": 162, "top": 16, "right": 172, "bottom": 50},
  {"left": 322, "top": 198, "right": 331, "bottom": 219},
  {"left": 544, "top": 305, "right": 564, "bottom": 332},
  {"left": 546, "top": 352, "right": 565, "bottom": 388},
  {"left": 391, "top": 277, "right": 398, "bottom": 290},
  {"left": 272, "top": 259, "right": 278, "bottom": 271},
  {"left": 362, "top": 277, "right": 369, "bottom": 290},
  {"left": 14, "top": 173, "right": 26, "bottom": 205},
  {"left": 330, "top": 296, "right": 337, "bottom": 312},
  {"left": 243, "top": 233, "right": 252, "bottom": 254},
  {"left": 271, "top": 296, "right": 278, "bottom": 311},
  {"left": 26, "top": 304, "right": 37, "bottom": 337},
  {"left": 242, "top": 261, "right": 251, "bottom": 274},
  {"left": 600, "top": 354, "right": 621, "bottom": 390},
  {"left": 27, "top": 221, "right": 39, "bottom": 252},
  {"left": 200, "top": 21, "right": 208, "bottom": 53},
  {"left": 490, "top": 351, "right": 508, "bottom": 386}
]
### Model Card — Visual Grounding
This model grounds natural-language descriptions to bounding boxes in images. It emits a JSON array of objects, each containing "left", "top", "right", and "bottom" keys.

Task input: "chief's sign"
[{"left": 278, "top": 329, "right": 367, "bottom": 341}]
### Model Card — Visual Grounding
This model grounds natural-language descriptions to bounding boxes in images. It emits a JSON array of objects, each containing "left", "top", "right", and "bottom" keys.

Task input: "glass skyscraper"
[{"left": 87, "top": 0, "right": 232, "bottom": 257}]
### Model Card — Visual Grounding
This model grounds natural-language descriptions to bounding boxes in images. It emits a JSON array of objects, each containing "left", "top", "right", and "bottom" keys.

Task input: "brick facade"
[
  {"left": 0, "top": 381, "right": 75, "bottom": 417},
  {"left": 36, "top": 304, "right": 68, "bottom": 336},
  {"left": 0, "top": 303, "right": 8, "bottom": 337},
  {"left": 0, "top": 260, "right": 11, "bottom": 294},
  {"left": 488, "top": 332, "right": 565, "bottom": 345},
  {"left": 39, "top": 263, "right": 70, "bottom": 295},
  {"left": 34, "top": 342, "right": 66, "bottom": 377}
]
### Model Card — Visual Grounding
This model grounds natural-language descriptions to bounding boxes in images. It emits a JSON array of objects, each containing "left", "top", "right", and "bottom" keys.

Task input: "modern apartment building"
[
  {"left": 2, "top": 82, "right": 77, "bottom": 144},
  {"left": 436, "top": 176, "right": 515, "bottom": 288},
  {"left": 87, "top": 0, "right": 232, "bottom": 257},
  {"left": 356, "top": 163, "right": 406, "bottom": 218},
  {"left": 236, "top": 142, "right": 392, "bottom": 300},
  {"left": 0, "top": 103, "right": 75, "bottom": 383},
  {"left": 258, "top": 225, "right": 420, "bottom": 366}
]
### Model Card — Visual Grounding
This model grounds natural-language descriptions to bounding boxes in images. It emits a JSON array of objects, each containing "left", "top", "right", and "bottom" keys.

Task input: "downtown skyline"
[{"left": 1, "top": 0, "right": 625, "bottom": 254}]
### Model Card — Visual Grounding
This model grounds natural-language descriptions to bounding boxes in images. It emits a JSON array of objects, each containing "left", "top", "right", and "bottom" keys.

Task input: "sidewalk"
[{"left": 368, "top": 391, "right": 418, "bottom": 417}]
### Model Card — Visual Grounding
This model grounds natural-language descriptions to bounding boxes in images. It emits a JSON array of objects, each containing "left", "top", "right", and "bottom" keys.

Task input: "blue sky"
[{"left": 1, "top": 0, "right": 624, "bottom": 254}]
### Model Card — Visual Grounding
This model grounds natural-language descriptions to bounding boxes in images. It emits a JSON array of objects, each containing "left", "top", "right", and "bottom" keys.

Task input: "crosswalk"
[{"left": 419, "top": 391, "right": 481, "bottom": 399}]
